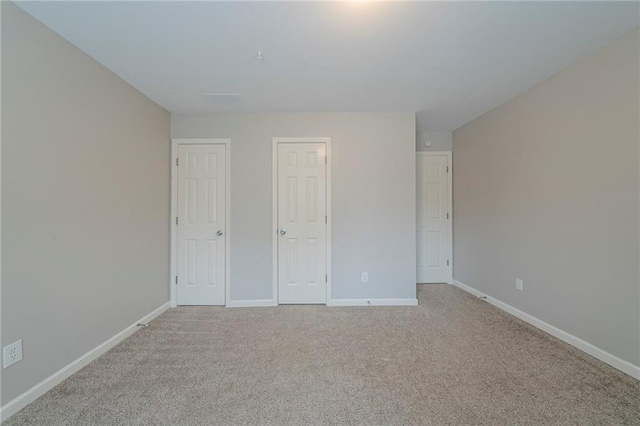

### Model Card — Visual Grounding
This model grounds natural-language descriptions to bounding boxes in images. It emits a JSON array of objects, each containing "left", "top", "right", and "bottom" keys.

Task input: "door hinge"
[
  {"left": 175, "top": 276, "right": 178, "bottom": 284},
  {"left": 447, "top": 212, "right": 449, "bottom": 219},
  {"left": 447, "top": 260, "right": 450, "bottom": 266},
  {"left": 325, "top": 157, "right": 327, "bottom": 165},
  {"left": 325, "top": 215, "right": 328, "bottom": 224},
  {"left": 176, "top": 216, "right": 178, "bottom": 225},
  {"left": 325, "top": 274, "right": 328, "bottom": 282},
  {"left": 176, "top": 158, "right": 179, "bottom": 166},
  {"left": 446, "top": 166, "right": 449, "bottom": 173}
]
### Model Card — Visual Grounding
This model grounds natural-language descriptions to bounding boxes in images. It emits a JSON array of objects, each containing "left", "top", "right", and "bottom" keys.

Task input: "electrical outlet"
[
  {"left": 516, "top": 279, "right": 524, "bottom": 291},
  {"left": 361, "top": 272, "right": 369, "bottom": 283},
  {"left": 3, "top": 340, "right": 23, "bottom": 369}
]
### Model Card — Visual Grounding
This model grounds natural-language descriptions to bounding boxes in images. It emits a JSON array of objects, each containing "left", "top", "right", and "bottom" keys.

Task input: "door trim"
[
  {"left": 416, "top": 151, "right": 453, "bottom": 284},
  {"left": 170, "top": 138, "right": 231, "bottom": 308},
  {"left": 272, "top": 137, "right": 332, "bottom": 305}
]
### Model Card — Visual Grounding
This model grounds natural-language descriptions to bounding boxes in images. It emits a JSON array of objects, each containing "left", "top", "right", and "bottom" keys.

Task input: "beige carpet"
[{"left": 6, "top": 284, "right": 640, "bottom": 425}]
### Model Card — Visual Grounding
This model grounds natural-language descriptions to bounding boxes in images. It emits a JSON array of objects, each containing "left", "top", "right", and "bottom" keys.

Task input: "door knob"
[
  {"left": 217, "top": 230, "right": 223, "bottom": 236},
  {"left": 279, "top": 229, "right": 286, "bottom": 236}
]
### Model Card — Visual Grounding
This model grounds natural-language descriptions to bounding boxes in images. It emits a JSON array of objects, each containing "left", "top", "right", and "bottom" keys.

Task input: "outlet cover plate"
[
  {"left": 3, "top": 340, "right": 23, "bottom": 369},
  {"left": 516, "top": 279, "right": 524, "bottom": 291},
  {"left": 361, "top": 272, "right": 369, "bottom": 283}
]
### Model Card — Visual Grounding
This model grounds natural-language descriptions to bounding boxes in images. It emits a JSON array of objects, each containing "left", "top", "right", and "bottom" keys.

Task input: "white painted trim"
[
  {"left": 326, "top": 140, "right": 332, "bottom": 302},
  {"left": 170, "top": 139, "right": 178, "bottom": 307},
  {"left": 0, "top": 3, "right": 3, "bottom": 414},
  {"left": 451, "top": 279, "right": 640, "bottom": 380},
  {"left": 226, "top": 141, "right": 232, "bottom": 306},
  {"left": 226, "top": 299, "right": 278, "bottom": 308},
  {"left": 272, "top": 137, "right": 332, "bottom": 306},
  {"left": 271, "top": 140, "right": 278, "bottom": 305},
  {"left": 328, "top": 298, "right": 418, "bottom": 307},
  {"left": 170, "top": 138, "right": 231, "bottom": 307},
  {"left": 416, "top": 151, "right": 453, "bottom": 284},
  {"left": 0, "top": 303, "right": 170, "bottom": 422}
]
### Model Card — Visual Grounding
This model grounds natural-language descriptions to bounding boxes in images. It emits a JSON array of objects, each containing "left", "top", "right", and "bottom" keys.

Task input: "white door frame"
[
  {"left": 272, "top": 137, "right": 332, "bottom": 305},
  {"left": 170, "top": 138, "right": 231, "bottom": 307},
  {"left": 416, "top": 151, "right": 453, "bottom": 284}
]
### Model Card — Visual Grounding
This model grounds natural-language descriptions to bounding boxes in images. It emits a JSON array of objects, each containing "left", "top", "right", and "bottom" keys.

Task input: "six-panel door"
[
  {"left": 177, "top": 144, "right": 226, "bottom": 305},
  {"left": 277, "top": 143, "right": 327, "bottom": 304},
  {"left": 416, "top": 155, "right": 449, "bottom": 283}
]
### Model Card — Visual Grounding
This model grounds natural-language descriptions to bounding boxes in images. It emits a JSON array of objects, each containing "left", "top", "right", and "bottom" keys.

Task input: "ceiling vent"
[{"left": 202, "top": 93, "right": 241, "bottom": 105}]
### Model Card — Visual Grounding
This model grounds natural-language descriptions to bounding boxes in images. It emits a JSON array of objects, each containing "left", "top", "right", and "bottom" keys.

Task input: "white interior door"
[
  {"left": 417, "top": 154, "right": 450, "bottom": 283},
  {"left": 277, "top": 142, "right": 327, "bottom": 304},
  {"left": 177, "top": 144, "right": 226, "bottom": 305}
]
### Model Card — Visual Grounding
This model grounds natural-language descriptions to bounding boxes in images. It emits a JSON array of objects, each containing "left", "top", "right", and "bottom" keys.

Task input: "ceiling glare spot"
[{"left": 202, "top": 93, "right": 241, "bottom": 106}]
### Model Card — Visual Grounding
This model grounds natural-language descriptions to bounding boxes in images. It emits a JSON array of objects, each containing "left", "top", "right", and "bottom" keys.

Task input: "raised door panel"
[
  {"left": 277, "top": 143, "right": 327, "bottom": 304},
  {"left": 417, "top": 155, "right": 449, "bottom": 283},
  {"left": 177, "top": 144, "right": 226, "bottom": 305}
]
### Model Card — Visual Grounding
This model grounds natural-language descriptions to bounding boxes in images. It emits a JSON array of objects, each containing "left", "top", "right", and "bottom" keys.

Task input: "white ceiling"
[{"left": 17, "top": 1, "right": 639, "bottom": 131}]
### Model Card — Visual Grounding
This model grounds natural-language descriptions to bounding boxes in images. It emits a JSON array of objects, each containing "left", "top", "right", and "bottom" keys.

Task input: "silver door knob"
[
  {"left": 279, "top": 229, "right": 286, "bottom": 236},
  {"left": 217, "top": 230, "right": 223, "bottom": 236}
]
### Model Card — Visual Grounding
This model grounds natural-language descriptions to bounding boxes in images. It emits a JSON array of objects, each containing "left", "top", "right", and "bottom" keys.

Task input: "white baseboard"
[
  {"left": 226, "top": 299, "right": 277, "bottom": 308},
  {"left": 451, "top": 279, "right": 640, "bottom": 380},
  {"left": 328, "top": 298, "right": 418, "bottom": 307},
  {"left": 0, "top": 302, "right": 170, "bottom": 422},
  {"left": 226, "top": 299, "right": 418, "bottom": 308}
]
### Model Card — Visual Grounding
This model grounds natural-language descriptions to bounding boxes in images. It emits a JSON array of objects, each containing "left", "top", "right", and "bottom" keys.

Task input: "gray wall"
[
  {"left": 172, "top": 113, "right": 416, "bottom": 301},
  {"left": 1, "top": 2, "right": 171, "bottom": 404},
  {"left": 416, "top": 131, "right": 452, "bottom": 152},
  {"left": 453, "top": 30, "right": 639, "bottom": 366}
]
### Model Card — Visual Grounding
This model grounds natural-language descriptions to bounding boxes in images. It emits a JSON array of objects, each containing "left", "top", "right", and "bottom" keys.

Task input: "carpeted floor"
[{"left": 5, "top": 284, "right": 640, "bottom": 425}]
